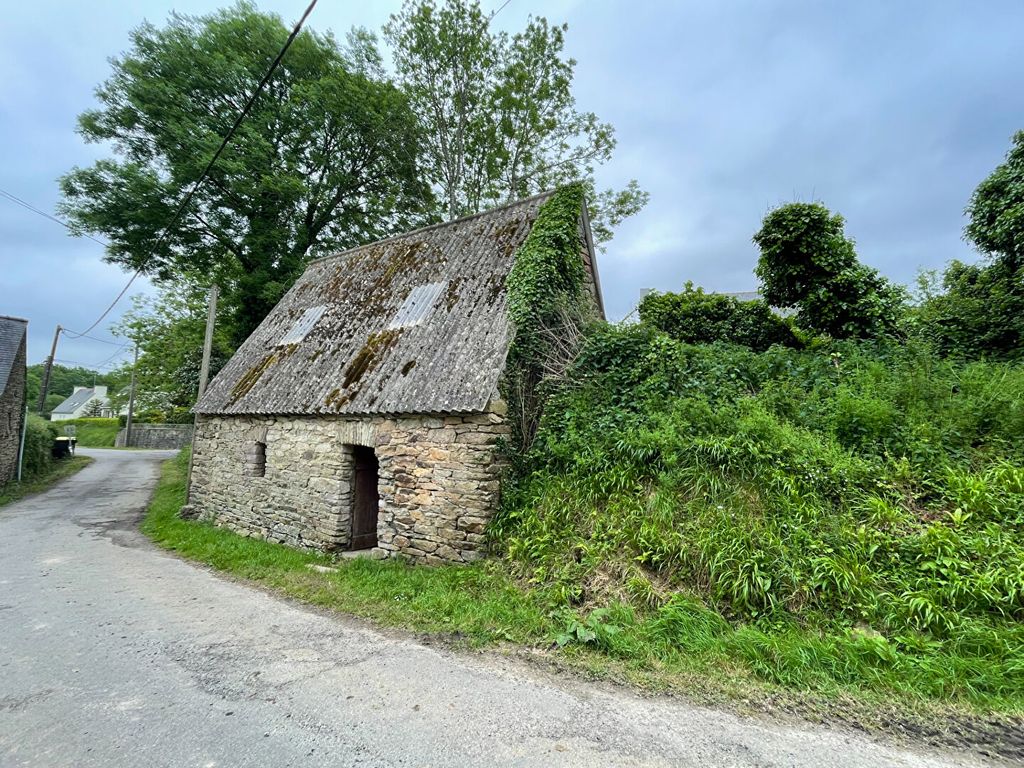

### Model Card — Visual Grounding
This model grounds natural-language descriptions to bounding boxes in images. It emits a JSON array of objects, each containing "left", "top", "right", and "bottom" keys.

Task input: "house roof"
[
  {"left": 196, "top": 191, "right": 597, "bottom": 416},
  {"left": 0, "top": 316, "right": 27, "bottom": 393},
  {"left": 52, "top": 387, "right": 101, "bottom": 414}
]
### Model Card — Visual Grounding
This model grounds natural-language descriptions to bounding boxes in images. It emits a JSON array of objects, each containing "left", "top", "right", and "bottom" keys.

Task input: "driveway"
[{"left": 0, "top": 448, "right": 995, "bottom": 767}]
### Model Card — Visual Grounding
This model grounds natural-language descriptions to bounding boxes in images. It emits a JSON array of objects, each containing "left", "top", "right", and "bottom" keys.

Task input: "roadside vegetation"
[{"left": 1, "top": 414, "right": 93, "bottom": 507}]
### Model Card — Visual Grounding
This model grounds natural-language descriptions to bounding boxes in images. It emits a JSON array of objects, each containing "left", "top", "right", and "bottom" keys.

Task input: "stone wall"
[
  {"left": 115, "top": 423, "right": 194, "bottom": 449},
  {"left": 0, "top": 335, "right": 26, "bottom": 485},
  {"left": 187, "top": 409, "right": 508, "bottom": 564}
]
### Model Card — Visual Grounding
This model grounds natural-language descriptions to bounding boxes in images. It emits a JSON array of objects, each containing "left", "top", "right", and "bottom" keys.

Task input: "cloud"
[{"left": 2, "top": 0, "right": 1023, "bottom": 357}]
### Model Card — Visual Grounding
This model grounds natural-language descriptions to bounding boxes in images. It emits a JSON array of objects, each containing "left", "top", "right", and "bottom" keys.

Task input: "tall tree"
[
  {"left": 60, "top": 3, "right": 432, "bottom": 346},
  {"left": 383, "top": 0, "right": 647, "bottom": 243}
]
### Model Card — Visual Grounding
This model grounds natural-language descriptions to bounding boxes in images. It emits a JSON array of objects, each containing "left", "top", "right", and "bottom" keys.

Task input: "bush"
[
  {"left": 916, "top": 260, "right": 1024, "bottom": 360},
  {"left": 21, "top": 415, "right": 58, "bottom": 478},
  {"left": 638, "top": 284, "right": 799, "bottom": 351},
  {"left": 493, "top": 324, "right": 1024, "bottom": 702}
]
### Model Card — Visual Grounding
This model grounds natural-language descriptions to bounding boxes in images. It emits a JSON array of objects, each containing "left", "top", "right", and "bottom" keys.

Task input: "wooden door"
[{"left": 350, "top": 446, "right": 379, "bottom": 550}]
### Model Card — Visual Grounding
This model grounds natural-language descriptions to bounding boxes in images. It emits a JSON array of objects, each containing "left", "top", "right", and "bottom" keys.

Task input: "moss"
[
  {"left": 230, "top": 352, "right": 278, "bottom": 404},
  {"left": 443, "top": 277, "right": 463, "bottom": 311},
  {"left": 340, "top": 328, "right": 405, "bottom": 392}
]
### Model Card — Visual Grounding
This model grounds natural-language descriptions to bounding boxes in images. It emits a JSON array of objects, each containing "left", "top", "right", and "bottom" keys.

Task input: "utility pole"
[
  {"left": 184, "top": 284, "right": 218, "bottom": 509},
  {"left": 37, "top": 324, "right": 61, "bottom": 413},
  {"left": 124, "top": 345, "right": 139, "bottom": 447},
  {"left": 196, "top": 284, "right": 218, "bottom": 400}
]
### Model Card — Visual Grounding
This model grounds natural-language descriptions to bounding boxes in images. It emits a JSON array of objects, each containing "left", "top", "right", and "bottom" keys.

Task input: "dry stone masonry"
[{"left": 189, "top": 408, "right": 508, "bottom": 563}]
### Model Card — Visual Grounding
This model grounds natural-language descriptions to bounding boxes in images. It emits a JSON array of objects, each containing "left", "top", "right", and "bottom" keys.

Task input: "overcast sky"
[{"left": 2, "top": 0, "right": 1022, "bottom": 366}]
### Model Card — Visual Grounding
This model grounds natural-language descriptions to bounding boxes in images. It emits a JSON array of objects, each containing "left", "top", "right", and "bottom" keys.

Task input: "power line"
[
  {"left": 62, "top": 0, "right": 319, "bottom": 341},
  {"left": 490, "top": 0, "right": 513, "bottom": 19},
  {"left": 0, "top": 188, "right": 109, "bottom": 247}
]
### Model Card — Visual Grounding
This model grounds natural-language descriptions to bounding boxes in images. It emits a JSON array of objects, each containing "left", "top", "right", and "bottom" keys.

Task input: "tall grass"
[{"left": 493, "top": 327, "right": 1024, "bottom": 709}]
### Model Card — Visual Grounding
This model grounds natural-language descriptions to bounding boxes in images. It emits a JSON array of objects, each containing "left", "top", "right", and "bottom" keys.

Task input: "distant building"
[
  {"left": 50, "top": 385, "right": 112, "bottom": 421},
  {"left": 189, "top": 191, "right": 603, "bottom": 564},
  {"left": 0, "top": 316, "right": 28, "bottom": 484}
]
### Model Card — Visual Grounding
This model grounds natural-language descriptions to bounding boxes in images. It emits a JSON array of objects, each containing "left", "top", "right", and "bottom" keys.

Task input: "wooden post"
[
  {"left": 36, "top": 324, "right": 61, "bottom": 413},
  {"left": 184, "top": 284, "right": 218, "bottom": 508},
  {"left": 124, "top": 345, "right": 139, "bottom": 447},
  {"left": 197, "top": 284, "right": 218, "bottom": 400}
]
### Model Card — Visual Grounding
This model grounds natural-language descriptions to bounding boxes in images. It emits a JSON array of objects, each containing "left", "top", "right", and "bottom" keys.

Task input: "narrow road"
[{"left": 0, "top": 449, "right": 993, "bottom": 767}]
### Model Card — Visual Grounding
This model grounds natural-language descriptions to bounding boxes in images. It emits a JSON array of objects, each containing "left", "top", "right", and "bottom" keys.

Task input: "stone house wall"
[
  {"left": 188, "top": 409, "right": 508, "bottom": 564},
  {"left": 0, "top": 336, "right": 27, "bottom": 485}
]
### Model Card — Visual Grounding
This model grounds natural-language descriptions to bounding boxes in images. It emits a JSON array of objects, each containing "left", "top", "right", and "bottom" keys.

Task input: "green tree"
[
  {"left": 112, "top": 281, "right": 233, "bottom": 416},
  {"left": 913, "top": 132, "right": 1024, "bottom": 359},
  {"left": 83, "top": 399, "right": 105, "bottom": 418},
  {"left": 60, "top": 3, "right": 432, "bottom": 347},
  {"left": 915, "top": 260, "right": 1024, "bottom": 358},
  {"left": 966, "top": 130, "right": 1024, "bottom": 270},
  {"left": 753, "top": 202, "right": 904, "bottom": 339},
  {"left": 382, "top": 0, "right": 647, "bottom": 244}
]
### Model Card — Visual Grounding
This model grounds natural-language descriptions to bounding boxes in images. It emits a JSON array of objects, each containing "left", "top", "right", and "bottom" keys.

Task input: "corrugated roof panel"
[
  {"left": 387, "top": 282, "right": 446, "bottom": 330},
  {"left": 278, "top": 305, "right": 326, "bottom": 345}
]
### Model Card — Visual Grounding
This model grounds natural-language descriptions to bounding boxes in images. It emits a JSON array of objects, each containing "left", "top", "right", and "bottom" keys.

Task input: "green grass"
[
  {"left": 142, "top": 451, "right": 550, "bottom": 643},
  {"left": 144, "top": 449, "right": 1024, "bottom": 732},
  {"left": 51, "top": 417, "right": 120, "bottom": 447},
  {"left": 0, "top": 455, "right": 93, "bottom": 508}
]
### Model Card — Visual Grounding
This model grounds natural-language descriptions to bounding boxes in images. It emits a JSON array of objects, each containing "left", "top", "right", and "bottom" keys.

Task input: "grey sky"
[{"left": 2, "top": 0, "right": 1022, "bottom": 365}]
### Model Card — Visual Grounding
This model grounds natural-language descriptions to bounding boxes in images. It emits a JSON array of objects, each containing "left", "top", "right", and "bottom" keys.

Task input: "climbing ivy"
[{"left": 503, "top": 183, "right": 591, "bottom": 453}]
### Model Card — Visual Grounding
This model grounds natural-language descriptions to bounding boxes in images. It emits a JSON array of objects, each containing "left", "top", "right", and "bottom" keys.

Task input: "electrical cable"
[{"left": 62, "top": 0, "right": 320, "bottom": 340}]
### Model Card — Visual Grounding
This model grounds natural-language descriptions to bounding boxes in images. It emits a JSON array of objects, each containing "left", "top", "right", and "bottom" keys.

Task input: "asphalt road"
[{"left": 0, "top": 448, "right": 996, "bottom": 767}]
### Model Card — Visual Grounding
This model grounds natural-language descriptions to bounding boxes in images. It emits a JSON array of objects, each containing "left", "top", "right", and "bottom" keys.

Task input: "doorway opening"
[{"left": 349, "top": 445, "right": 379, "bottom": 550}]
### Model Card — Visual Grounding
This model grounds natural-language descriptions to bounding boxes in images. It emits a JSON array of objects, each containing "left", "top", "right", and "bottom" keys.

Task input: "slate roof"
[
  {"left": 196, "top": 191, "right": 600, "bottom": 417},
  {"left": 0, "top": 316, "right": 27, "bottom": 393},
  {"left": 52, "top": 387, "right": 101, "bottom": 414}
]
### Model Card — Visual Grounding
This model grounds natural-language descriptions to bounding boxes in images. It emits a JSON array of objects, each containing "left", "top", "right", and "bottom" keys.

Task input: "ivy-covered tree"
[
  {"left": 753, "top": 202, "right": 905, "bottom": 339},
  {"left": 60, "top": 3, "right": 432, "bottom": 347},
  {"left": 382, "top": 0, "right": 647, "bottom": 244}
]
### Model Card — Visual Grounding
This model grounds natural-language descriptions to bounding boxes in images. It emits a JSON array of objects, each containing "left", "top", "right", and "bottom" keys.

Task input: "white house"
[{"left": 50, "top": 385, "right": 113, "bottom": 421}]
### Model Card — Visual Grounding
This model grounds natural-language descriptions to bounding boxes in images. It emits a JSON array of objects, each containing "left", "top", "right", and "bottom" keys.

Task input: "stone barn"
[
  {"left": 189, "top": 191, "right": 603, "bottom": 564},
  {"left": 0, "top": 316, "right": 28, "bottom": 485}
]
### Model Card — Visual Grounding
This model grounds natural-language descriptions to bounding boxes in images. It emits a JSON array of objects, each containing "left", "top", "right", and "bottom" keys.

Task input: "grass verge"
[
  {"left": 143, "top": 451, "right": 1023, "bottom": 760},
  {"left": 0, "top": 455, "right": 93, "bottom": 508}
]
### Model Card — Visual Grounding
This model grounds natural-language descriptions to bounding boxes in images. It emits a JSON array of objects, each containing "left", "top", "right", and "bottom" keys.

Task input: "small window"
[{"left": 247, "top": 441, "right": 267, "bottom": 477}]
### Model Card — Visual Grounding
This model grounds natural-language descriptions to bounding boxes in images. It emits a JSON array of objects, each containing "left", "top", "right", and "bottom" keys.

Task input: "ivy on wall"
[{"left": 503, "top": 183, "right": 591, "bottom": 454}]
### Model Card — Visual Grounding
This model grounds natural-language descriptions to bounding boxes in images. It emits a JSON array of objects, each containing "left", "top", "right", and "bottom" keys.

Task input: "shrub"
[
  {"left": 21, "top": 415, "right": 58, "bottom": 478},
  {"left": 638, "top": 284, "right": 798, "bottom": 351}
]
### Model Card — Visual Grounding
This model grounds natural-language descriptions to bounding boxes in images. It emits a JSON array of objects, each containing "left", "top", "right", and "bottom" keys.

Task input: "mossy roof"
[
  {"left": 0, "top": 316, "right": 27, "bottom": 395},
  {"left": 195, "top": 191, "right": 600, "bottom": 416}
]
